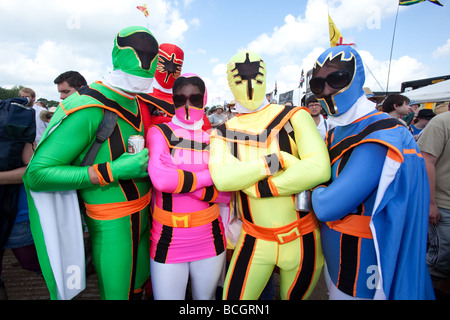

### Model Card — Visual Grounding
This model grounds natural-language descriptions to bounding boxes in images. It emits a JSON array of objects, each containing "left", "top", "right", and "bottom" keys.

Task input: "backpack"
[
  {"left": 0, "top": 97, "right": 36, "bottom": 248},
  {"left": 0, "top": 97, "right": 36, "bottom": 171}
]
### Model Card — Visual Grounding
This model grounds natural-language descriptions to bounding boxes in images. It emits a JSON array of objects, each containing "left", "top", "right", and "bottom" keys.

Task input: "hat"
[
  {"left": 409, "top": 100, "right": 420, "bottom": 106},
  {"left": 363, "top": 87, "right": 374, "bottom": 98},
  {"left": 39, "top": 106, "right": 57, "bottom": 122},
  {"left": 417, "top": 109, "right": 436, "bottom": 120}
]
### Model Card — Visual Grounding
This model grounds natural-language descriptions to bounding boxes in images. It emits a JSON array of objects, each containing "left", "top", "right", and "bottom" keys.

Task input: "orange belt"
[
  {"left": 152, "top": 203, "right": 220, "bottom": 228},
  {"left": 242, "top": 213, "right": 319, "bottom": 244},
  {"left": 326, "top": 215, "right": 373, "bottom": 239},
  {"left": 84, "top": 190, "right": 151, "bottom": 221}
]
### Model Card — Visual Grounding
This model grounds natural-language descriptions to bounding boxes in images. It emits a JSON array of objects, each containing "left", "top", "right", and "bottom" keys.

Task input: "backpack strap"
[
  {"left": 80, "top": 109, "right": 118, "bottom": 166},
  {"left": 77, "top": 89, "right": 119, "bottom": 166}
]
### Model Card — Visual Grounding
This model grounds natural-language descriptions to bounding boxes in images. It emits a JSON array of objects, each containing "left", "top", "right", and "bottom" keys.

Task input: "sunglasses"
[
  {"left": 173, "top": 93, "right": 204, "bottom": 108},
  {"left": 309, "top": 70, "right": 352, "bottom": 95}
]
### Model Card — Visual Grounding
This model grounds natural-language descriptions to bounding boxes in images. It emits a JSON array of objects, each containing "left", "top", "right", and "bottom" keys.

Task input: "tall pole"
[{"left": 386, "top": 4, "right": 400, "bottom": 94}]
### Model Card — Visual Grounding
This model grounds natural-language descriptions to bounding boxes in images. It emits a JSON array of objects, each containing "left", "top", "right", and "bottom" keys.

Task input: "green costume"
[{"left": 23, "top": 26, "right": 159, "bottom": 300}]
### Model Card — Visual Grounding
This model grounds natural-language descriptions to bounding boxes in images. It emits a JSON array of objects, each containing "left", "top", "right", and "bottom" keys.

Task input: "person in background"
[
  {"left": 418, "top": 110, "right": 450, "bottom": 300},
  {"left": 209, "top": 105, "right": 228, "bottom": 128},
  {"left": 409, "top": 108, "right": 436, "bottom": 140},
  {"left": 306, "top": 95, "right": 329, "bottom": 140},
  {"left": 18, "top": 87, "right": 47, "bottom": 143},
  {"left": 402, "top": 99, "right": 421, "bottom": 126},
  {"left": 53, "top": 71, "right": 87, "bottom": 100},
  {"left": 381, "top": 94, "right": 412, "bottom": 125},
  {"left": 0, "top": 94, "right": 39, "bottom": 300}
]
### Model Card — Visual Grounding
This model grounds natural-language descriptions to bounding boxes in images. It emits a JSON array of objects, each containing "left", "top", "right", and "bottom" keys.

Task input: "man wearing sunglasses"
[
  {"left": 310, "top": 45, "right": 434, "bottom": 300},
  {"left": 209, "top": 51, "right": 330, "bottom": 300}
]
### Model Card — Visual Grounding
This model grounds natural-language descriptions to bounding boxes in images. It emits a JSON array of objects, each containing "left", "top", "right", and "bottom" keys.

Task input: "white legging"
[{"left": 150, "top": 252, "right": 226, "bottom": 300}]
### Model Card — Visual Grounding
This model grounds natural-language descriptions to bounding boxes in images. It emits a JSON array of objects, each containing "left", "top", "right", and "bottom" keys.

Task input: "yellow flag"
[{"left": 328, "top": 14, "right": 343, "bottom": 47}]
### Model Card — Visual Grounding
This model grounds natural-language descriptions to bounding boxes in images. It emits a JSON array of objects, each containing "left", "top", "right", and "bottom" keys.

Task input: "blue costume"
[{"left": 310, "top": 46, "right": 434, "bottom": 300}]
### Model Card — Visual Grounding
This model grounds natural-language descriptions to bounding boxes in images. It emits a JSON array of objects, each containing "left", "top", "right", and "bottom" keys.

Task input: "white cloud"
[
  {"left": 433, "top": 39, "right": 450, "bottom": 59},
  {"left": 0, "top": 0, "right": 190, "bottom": 100},
  {"left": 360, "top": 51, "right": 428, "bottom": 92}
]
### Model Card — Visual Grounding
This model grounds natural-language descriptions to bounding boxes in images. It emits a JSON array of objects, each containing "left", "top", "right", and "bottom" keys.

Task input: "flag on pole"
[
  {"left": 399, "top": 0, "right": 443, "bottom": 6},
  {"left": 328, "top": 14, "right": 355, "bottom": 47},
  {"left": 328, "top": 14, "right": 343, "bottom": 47},
  {"left": 274, "top": 81, "right": 278, "bottom": 96},
  {"left": 137, "top": 4, "right": 149, "bottom": 17}
]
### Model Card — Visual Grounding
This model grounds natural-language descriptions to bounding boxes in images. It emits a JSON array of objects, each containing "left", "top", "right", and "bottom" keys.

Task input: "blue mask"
[{"left": 312, "top": 46, "right": 365, "bottom": 117}]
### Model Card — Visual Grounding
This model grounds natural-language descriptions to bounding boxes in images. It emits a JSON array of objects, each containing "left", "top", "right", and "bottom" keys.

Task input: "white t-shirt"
[{"left": 34, "top": 103, "right": 48, "bottom": 143}]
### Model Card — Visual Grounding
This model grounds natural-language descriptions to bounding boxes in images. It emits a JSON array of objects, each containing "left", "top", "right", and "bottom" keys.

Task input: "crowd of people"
[{"left": 0, "top": 25, "right": 449, "bottom": 301}]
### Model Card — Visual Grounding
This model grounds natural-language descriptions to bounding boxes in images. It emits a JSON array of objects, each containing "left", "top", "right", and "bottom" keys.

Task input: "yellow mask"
[{"left": 227, "top": 51, "right": 266, "bottom": 111}]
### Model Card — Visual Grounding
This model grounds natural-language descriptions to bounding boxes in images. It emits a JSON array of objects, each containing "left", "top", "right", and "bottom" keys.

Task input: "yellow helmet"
[{"left": 227, "top": 51, "right": 266, "bottom": 111}]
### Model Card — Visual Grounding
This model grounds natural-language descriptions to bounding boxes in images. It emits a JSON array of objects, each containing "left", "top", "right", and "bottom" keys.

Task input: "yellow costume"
[{"left": 209, "top": 51, "right": 330, "bottom": 300}]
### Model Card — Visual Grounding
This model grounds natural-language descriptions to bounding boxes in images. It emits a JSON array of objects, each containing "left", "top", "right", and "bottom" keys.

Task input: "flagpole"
[
  {"left": 145, "top": 0, "right": 151, "bottom": 29},
  {"left": 386, "top": 3, "right": 400, "bottom": 94}
]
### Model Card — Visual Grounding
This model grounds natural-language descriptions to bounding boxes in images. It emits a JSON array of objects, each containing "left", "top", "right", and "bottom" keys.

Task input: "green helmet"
[{"left": 112, "top": 26, "right": 159, "bottom": 79}]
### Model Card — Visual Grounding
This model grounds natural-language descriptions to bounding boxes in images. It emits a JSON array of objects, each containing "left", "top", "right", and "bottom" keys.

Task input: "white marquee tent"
[{"left": 403, "top": 79, "right": 450, "bottom": 103}]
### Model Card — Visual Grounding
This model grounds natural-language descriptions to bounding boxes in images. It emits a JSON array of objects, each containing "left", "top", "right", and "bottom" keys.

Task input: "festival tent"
[{"left": 403, "top": 79, "right": 450, "bottom": 103}]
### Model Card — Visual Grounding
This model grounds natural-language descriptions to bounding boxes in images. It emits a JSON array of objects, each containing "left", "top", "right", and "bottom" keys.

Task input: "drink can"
[
  {"left": 295, "top": 190, "right": 312, "bottom": 212},
  {"left": 128, "top": 135, "right": 145, "bottom": 154}
]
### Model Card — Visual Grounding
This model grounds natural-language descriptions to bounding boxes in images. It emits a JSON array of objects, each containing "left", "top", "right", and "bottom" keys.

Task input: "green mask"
[{"left": 112, "top": 26, "right": 159, "bottom": 79}]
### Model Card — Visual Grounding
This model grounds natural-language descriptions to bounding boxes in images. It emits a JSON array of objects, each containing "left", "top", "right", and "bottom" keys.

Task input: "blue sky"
[{"left": 0, "top": 0, "right": 449, "bottom": 106}]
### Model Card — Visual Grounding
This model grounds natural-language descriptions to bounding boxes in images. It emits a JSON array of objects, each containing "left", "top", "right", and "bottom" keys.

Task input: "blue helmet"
[{"left": 312, "top": 46, "right": 365, "bottom": 117}]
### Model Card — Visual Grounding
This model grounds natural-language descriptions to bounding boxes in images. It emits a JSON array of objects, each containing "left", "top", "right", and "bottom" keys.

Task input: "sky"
[{"left": 0, "top": 0, "right": 449, "bottom": 106}]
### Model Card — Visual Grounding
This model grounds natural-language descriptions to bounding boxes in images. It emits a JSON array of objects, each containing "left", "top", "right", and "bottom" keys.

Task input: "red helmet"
[{"left": 154, "top": 43, "right": 184, "bottom": 90}]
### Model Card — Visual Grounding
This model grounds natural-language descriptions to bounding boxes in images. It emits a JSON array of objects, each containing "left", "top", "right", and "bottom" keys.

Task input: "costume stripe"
[
  {"left": 162, "top": 192, "right": 173, "bottom": 211},
  {"left": 278, "top": 126, "right": 293, "bottom": 154},
  {"left": 287, "top": 231, "right": 317, "bottom": 299},
  {"left": 328, "top": 118, "right": 402, "bottom": 165},
  {"left": 224, "top": 234, "right": 256, "bottom": 300},
  {"left": 180, "top": 171, "right": 195, "bottom": 193},
  {"left": 256, "top": 178, "right": 274, "bottom": 198},
  {"left": 337, "top": 233, "right": 360, "bottom": 297},
  {"left": 109, "top": 125, "right": 139, "bottom": 200},
  {"left": 155, "top": 123, "right": 208, "bottom": 151},
  {"left": 211, "top": 219, "right": 225, "bottom": 255},
  {"left": 128, "top": 211, "right": 141, "bottom": 299},
  {"left": 216, "top": 106, "right": 300, "bottom": 146},
  {"left": 78, "top": 85, "right": 142, "bottom": 130},
  {"left": 239, "top": 191, "right": 253, "bottom": 223},
  {"left": 153, "top": 225, "right": 173, "bottom": 263},
  {"left": 97, "top": 163, "right": 111, "bottom": 183},
  {"left": 202, "top": 186, "right": 216, "bottom": 202},
  {"left": 263, "top": 153, "right": 282, "bottom": 175},
  {"left": 137, "top": 93, "right": 176, "bottom": 116}
]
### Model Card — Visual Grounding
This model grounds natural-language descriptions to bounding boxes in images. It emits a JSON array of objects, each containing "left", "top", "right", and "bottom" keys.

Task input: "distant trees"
[{"left": 0, "top": 85, "right": 59, "bottom": 108}]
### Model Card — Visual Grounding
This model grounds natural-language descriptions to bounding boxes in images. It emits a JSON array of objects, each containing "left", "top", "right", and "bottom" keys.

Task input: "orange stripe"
[
  {"left": 92, "top": 164, "right": 107, "bottom": 186},
  {"left": 330, "top": 139, "right": 403, "bottom": 166},
  {"left": 152, "top": 203, "right": 220, "bottom": 228},
  {"left": 174, "top": 169, "right": 184, "bottom": 193},
  {"left": 326, "top": 215, "right": 373, "bottom": 239},
  {"left": 403, "top": 148, "right": 423, "bottom": 157},
  {"left": 84, "top": 190, "right": 151, "bottom": 220},
  {"left": 106, "top": 162, "right": 114, "bottom": 182},
  {"left": 352, "top": 111, "right": 383, "bottom": 124},
  {"left": 190, "top": 173, "right": 197, "bottom": 192}
]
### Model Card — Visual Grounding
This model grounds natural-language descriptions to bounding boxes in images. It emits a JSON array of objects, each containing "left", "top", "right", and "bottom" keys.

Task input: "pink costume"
[{"left": 147, "top": 73, "right": 230, "bottom": 265}]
